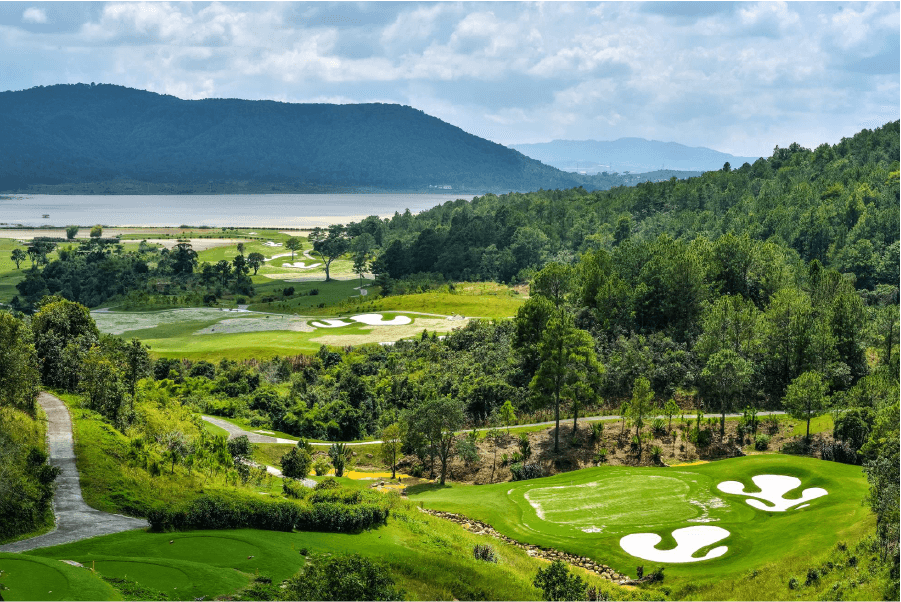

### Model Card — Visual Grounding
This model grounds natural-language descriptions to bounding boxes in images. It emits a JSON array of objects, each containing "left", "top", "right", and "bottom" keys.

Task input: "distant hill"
[
  {"left": 0, "top": 84, "right": 699, "bottom": 194},
  {"left": 510, "top": 138, "right": 761, "bottom": 174}
]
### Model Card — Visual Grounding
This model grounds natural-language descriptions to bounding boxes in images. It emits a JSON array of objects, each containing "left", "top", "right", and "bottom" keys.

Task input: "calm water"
[{"left": 0, "top": 193, "right": 476, "bottom": 228}]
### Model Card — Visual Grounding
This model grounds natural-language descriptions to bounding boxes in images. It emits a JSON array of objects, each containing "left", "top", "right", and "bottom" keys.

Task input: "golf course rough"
[{"left": 410, "top": 456, "right": 872, "bottom": 581}]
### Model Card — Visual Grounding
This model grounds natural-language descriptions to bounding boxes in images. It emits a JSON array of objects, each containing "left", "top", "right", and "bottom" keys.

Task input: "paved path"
[
  {"left": 0, "top": 393, "right": 149, "bottom": 553},
  {"left": 203, "top": 411, "right": 787, "bottom": 448}
]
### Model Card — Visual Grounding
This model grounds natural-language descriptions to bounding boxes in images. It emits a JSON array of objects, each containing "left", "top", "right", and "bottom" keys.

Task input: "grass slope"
[{"left": 410, "top": 455, "right": 873, "bottom": 591}]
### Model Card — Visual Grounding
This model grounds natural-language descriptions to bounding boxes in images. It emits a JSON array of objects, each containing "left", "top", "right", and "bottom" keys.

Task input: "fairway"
[{"left": 410, "top": 455, "right": 873, "bottom": 584}]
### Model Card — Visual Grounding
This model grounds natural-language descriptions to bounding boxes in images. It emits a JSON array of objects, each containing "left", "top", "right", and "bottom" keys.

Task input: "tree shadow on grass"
[{"left": 405, "top": 483, "right": 452, "bottom": 496}]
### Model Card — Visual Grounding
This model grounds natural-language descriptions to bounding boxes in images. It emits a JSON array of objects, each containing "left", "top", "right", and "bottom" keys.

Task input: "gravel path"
[{"left": 0, "top": 393, "right": 149, "bottom": 553}]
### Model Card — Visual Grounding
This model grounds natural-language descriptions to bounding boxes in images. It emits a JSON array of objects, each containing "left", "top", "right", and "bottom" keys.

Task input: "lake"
[{"left": 0, "top": 193, "right": 476, "bottom": 228}]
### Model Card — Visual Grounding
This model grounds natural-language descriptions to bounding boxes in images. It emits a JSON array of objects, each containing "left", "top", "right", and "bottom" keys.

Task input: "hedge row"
[{"left": 148, "top": 494, "right": 388, "bottom": 533}]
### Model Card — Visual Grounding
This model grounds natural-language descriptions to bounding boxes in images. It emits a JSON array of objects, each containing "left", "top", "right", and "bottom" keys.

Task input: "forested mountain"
[
  {"left": 0, "top": 83, "right": 695, "bottom": 194},
  {"left": 511, "top": 138, "right": 761, "bottom": 174}
]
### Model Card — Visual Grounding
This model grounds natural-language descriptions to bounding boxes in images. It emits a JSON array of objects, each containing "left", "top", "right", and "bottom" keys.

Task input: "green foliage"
[
  {"left": 754, "top": 434, "right": 770, "bottom": 451},
  {"left": 533, "top": 559, "right": 587, "bottom": 601},
  {"left": 312, "top": 457, "right": 331, "bottom": 476},
  {"left": 0, "top": 312, "right": 40, "bottom": 414},
  {"left": 783, "top": 371, "right": 830, "bottom": 440},
  {"left": 280, "top": 440, "right": 313, "bottom": 480},
  {"left": 328, "top": 442, "right": 348, "bottom": 478},
  {"left": 281, "top": 553, "right": 404, "bottom": 601}
]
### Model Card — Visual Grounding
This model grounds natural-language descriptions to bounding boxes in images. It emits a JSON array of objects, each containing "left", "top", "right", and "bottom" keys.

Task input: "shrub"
[
  {"left": 510, "top": 463, "right": 543, "bottom": 481},
  {"left": 819, "top": 441, "right": 859, "bottom": 465},
  {"left": 281, "top": 553, "right": 404, "bottom": 601},
  {"left": 282, "top": 478, "right": 309, "bottom": 499},
  {"left": 788, "top": 577, "right": 799, "bottom": 590},
  {"left": 652, "top": 418, "right": 667, "bottom": 436},
  {"left": 754, "top": 434, "right": 770, "bottom": 451},
  {"left": 281, "top": 443, "right": 313, "bottom": 479},
  {"left": 589, "top": 422, "right": 604, "bottom": 445},
  {"left": 309, "top": 288, "right": 319, "bottom": 296},
  {"left": 594, "top": 448, "right": 608, "bottom": 464},
  {"left": 473, "top": 544, "right": 498, "bottom": 563},
  {"left": 283, "top": 287, "right": 295, "bottom": 297},
  {"left": 806, "top": 568, "right": 820, "bottom": 586},
  {"left": 314, "top": 477, "right": 339, "bottom": 490},
  {"left": 533, "top": 559, "right": 587, "bottom": 601},
  {"left": 518, "top": 433, "right": 532, "bottom": 461},
  {"left": 651, "top": 445, "right": 663, "bottom": 462},
  {"left": 312, "top": 457, "right": 331, "bottom": 476}
]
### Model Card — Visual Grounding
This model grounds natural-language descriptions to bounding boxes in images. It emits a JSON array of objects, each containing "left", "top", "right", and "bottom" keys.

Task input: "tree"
[
  {"left": 123, "top": 338, "right": 151, "bottom": 396},
  {"left": 232, "top": 254, "right": 248, "bottom": 276},
  {"left": 498, "top": 400, "right": 517, "bottom": 435},
  {"left": 170, "top": 242, "right": 198, "bottom": 275},
  {"left": 351, "top": 233, "right": 376, "bottom": 288},
  {"left": 31, "top": 297, "right": 99, "bottom": 390},
  {"left": 310, "top": 225, "right": 350, "bottom": 282},
  {"left": 0, "top": 312, "right": 40, "bottom": 414},
  {"left": 533, "top": 559, "right": 587, "bottom": 602},
  {"left": 485, "top": 426, "right": 502, "bottom": 484},
  {"left": 701, "top": 349, "right": 752, "bottom": 438},
  {"left": 282, "top": 553, "right": 404, "bottom": 601},
  {"left": 531, "top": 263, "right": 574, "bottom": 307},
  {"left": 9, "top": 248, "right": 26, "bottom": 269},
  {"left": 408, "top": 396, "right": 465, "bottom": 485},
  {"left": 79, "top": 346, "right": 127, "bottom": 423},
  {"left": 783, "top": 371, "right": 830, "bottom": 441},
  {"left": 285, "top": 237, "right": 302, "bottom": 260},
  {"left": 90, "top": 225, "right": 102, "bottom": 238},
  {"left": 281, "top": 439, "right": 313, "bottom": 479},
  {"left": 530, "top": 310, "right": 599, "bottom": 453},
  {"left": 663, "top": 398, "right": 680, "bottom": 433},
  {"left": 247, "top": 252, "right": 265, "bottom": 275},
  {"left": 328, "top": 442, "right": 349, "bottom": 477},
  {"left": 65, "top": 225, "right": 79, "bottom": 240},
  {"left": 628, "top": 377, "right": 655, "bottom": 455},
  {"left": 380, "top": 422, "right": 404, "bottom": 479},
  {"left": 214, "top": 260, "right": 232, "bottom": 286}
]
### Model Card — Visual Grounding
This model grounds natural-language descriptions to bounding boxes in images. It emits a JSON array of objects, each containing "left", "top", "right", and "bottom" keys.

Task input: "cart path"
[
  {"left": 0, "top": 393, "right": 148, "bottom": 553},
  {"left": 202, "top": 411, "right": 787, "bottom": 447}
]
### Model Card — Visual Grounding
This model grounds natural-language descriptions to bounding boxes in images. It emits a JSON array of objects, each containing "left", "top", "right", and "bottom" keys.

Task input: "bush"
[
  {"left": 283, "top": 287, "right": 295, "bottom": 297},
  {"left": 312, "top": 457, "right": 331, "bottom": 476},
  {"left": 510, "top": 463, "right": 543, "bottom": 481},
  {"left": 820, "top": 441, "right": 859, "bottom": 465},
  {"left": 314, "top": 477, "right": 339, "bottom": 490},
  {"left": 473, "top": 544, "right": 498, "bottom": 563},
  {"left": 805, "top": 568, "right": 820, "bottom": 586},
  {"left": 651, "top": 445, "right": 663, "bottom": 462},
  {"left": 594, "top": 448, "right": 608, "bottom": 464},
  {"left": 788, "top": 576, "right": 799, "bottom": 590},
  {"left": 282, "top": 478, "right": 309, "bottom": 499},
  {"left": 533, "top": 559, "right": 587, "bottom": 601},
  {"left": 280, "top": 444, "right": 313, "bottom": 479},
  {"left": 652, "top": 418, "right": 667, "bottom": 436},
  {"left": 518, "top": 433, "right": 532, "bottom": 461},
  {"left": 148, "top": 492, "right": 389, "bottom": 534},
  {"left": 309, "top": 288, "right": 319, "bottom": 296},
  {"left": 754, "top": 434, "right": 770, "bottom": 451},
  {"left": 281, "top": 553, "right": 404, "bottom": 601},
  {"left": 589, "top": 422, "right": 604, "bottom": 445}
]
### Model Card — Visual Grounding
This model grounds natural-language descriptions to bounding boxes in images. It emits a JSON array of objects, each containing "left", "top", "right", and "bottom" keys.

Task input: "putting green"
[
  {"left": 88, "top": 558, "right": 191, "bottom": 589},
  {"left": 141, "top": 535, "right": 260, "bottom": 567},
  {"left": 411, "top": 455, "right": 873, "bottom": 584},
  {"left": 0, "top": 555, "right": 118, "bottom": 601}
]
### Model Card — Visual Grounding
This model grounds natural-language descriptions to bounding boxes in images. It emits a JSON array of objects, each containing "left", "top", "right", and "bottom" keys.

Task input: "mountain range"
[
  {"left": 0, "top": 84, "right": 701, "bottom": 194},
  {"left": 510, "top": 139, "right": 761, "bottom": 174}
]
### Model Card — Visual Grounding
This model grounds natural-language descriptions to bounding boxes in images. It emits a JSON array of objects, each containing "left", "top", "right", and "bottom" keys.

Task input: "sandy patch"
[
  {"left": 92, "top": 307, "right": 241, "bottom": 335},
  {"left": 350, "top": 313, "right": 412, "bottom": 326},
  {"left": 282, "top": 261, "right": 322, "bottom": 269},
  {"left": 195, "top": 315, "right": 313, "bottom": 334},
  {"left": 669, "top": 461, "right": 709, "bottom": 467},
  {"left": 310, "top": 318, "right": 352, "bottom": 328},
  {"left": 620, "top": 526, "right": 730, "bottom": 563},
  {"left": 310, "top": 318, "right": 470, "bottom": 346},
  {"left": 717, "top": 475, "right": 827, "bottom": 511},
  {"left": 263, "top": 241, "right": 283, "bottom": 247}
]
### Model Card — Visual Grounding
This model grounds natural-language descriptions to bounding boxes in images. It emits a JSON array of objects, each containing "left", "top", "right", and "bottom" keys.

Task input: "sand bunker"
[
  {"left": 282, "top": 261, "right": 322, "bottom": 269},
  {"left": 350, "top": 314, "right": 412, "bottom": 326},
  {"left": 263, "top": 241, "right": 282, "bottom": 247},
  {"left": 717, "top": 475, "right": 827, "bottom": 512},
  {"left": 620, "top": 526, "right": 730, "bottom": 563},
  {"left": 310, "top": 319, "right": 352, "bottom": 328},
  {"left": 194, "top": 315, "right": 313, "bottom": 335}
]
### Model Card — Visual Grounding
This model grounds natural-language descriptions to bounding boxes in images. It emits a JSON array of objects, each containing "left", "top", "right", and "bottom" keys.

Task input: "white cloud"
[{"left": 22, "top": 7, "right": 47, "bottom": 24}]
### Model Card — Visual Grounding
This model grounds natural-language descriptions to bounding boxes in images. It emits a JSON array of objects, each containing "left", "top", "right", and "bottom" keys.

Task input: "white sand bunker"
[
  {"left": 282, "top": 261, "right": 322, "bottom": 269},
  {"left": 350, "top": 314, "right": 412, "bottom": 326},
  {"left": 620, "top": 526, "right": 730, "bottom": 563},
  {"left": 310, "top": 319, "right": 352, "bottom": 328},
  {"left": 717, "top": 475, "right": 827, "bottom": 512},
  {"left": 263, "top": 241, "right": 282, "bottom": 247}
]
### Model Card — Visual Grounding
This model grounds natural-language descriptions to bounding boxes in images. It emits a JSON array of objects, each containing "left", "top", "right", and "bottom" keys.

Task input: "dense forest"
[{"left": 0, "top": 83, "right": 695, "bottom": 194}]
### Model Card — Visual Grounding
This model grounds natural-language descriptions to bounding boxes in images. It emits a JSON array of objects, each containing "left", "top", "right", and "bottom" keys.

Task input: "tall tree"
[
  {"left": 701, "top": 349, "right": 752, "bottom": 438},
  {"left": 0, "top": 312, "right": 40, "bottom": 414},
  {"left": 246, "top": 252, "right": 265, "bottom": 275},
  {"left": 783, "top": 370, "right": 830, "bottom": 441},
  {"left": 285, "top": 237, "right": 302, "bottom": 260},
  {"left": 530, "top": 310, "right": 599, "bottom": 453},
  {"left": 628, "top": 377, "right": 655, "bottom": 455},
  {"left": 408, "top": 396, "right": 464, "bottom": 485},
  {"left": 310, "top": 225, "right": 350, "bottom": 282},
  {"left": 9, "top": 248, "right": 26, "bottom": 270}
]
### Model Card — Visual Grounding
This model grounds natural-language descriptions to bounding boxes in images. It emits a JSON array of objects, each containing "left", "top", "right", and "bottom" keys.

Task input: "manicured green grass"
[
  {"left": 0, "top": 553, "right": 120, "bottom": 601},
  {"left": 202, "top": 420, "right": 229, "bottom": 439},
  {"left": 410, "top": 455, "right": 874, "bottom": 593},
  {"left": 789, "top": 414, "right": 834, "bottom": 437},
  {"left": 22, "top": 507, "right": 647, "bottom": 601},
  {"left": 366, "top": 283, "right": 526, "bottom": 319}
]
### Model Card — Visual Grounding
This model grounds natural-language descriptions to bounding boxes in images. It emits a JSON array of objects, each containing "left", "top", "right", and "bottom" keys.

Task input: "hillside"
[
  {"left": 0, "top": 84, "right": 696, "bottom": 194},
  {"left": 511, "top": 138, "right": 761, "bottom": 174}
]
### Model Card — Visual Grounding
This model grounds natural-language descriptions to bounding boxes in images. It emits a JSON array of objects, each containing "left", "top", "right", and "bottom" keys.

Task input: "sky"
[{"left": 0, "top": 1, "right": 897, "bottom": 157}]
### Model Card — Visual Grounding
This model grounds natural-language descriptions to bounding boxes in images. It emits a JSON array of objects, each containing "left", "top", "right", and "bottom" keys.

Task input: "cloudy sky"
[{"left": 1, "top": 1, "right": 897, "bottom": 156}]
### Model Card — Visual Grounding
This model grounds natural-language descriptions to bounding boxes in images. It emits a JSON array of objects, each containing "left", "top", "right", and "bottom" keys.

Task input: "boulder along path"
[{"left": 0, "top": 393, "right": 148, "bottom": 553}]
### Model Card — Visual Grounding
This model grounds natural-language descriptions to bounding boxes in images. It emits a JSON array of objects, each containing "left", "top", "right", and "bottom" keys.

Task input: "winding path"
[{"left": 0, "top": 393, "right": 148, "bottom": 553}]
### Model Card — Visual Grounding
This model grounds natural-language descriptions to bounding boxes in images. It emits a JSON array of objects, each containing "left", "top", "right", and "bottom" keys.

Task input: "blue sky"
[{"left": 1, "top": 1, "right": 897, "bottom": 156}]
